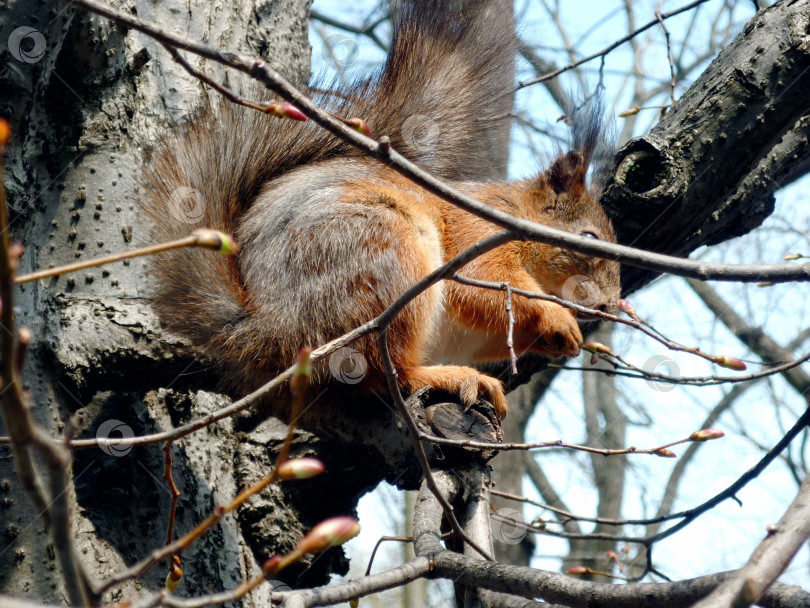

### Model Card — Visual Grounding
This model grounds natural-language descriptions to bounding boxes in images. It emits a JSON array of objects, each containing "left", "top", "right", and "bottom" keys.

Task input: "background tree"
[{"left": 312, "top": 1, "right": 810, "bottom": 598}]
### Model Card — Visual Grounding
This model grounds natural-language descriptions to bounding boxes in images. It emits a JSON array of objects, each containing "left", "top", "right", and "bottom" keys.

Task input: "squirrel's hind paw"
[{"left": 401, "top": 365, "right": 508, "bottom": 420}]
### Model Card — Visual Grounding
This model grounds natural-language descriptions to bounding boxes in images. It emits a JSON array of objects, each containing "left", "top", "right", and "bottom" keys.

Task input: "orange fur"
[{"left": 141, "top": 1, "right": 621, "bottom": 423}]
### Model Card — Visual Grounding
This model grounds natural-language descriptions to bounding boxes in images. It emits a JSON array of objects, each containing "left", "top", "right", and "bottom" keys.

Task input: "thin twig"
[
  {"left": 378, "top": 329, "right": 495, "bottom": 562},
  {"left": 309, "top": 7, "right": 389, "bottom": 51},
  {"left": 162, "top": 442, "right": 181, "bottom": 587},
  {"left": 551, "top": 352, "right": 810, "bottom": 386},
  {"left": 502, "top": 282, "right": 519, "bottom": 375},
  {"left": 517, "top": 0, "right": 714, "bottom": 89},
  {"left": 417, "top": 429, "right": 703, "bottom": 457},
  {"left": 57, "top": 0, "right": 810, "bottom": 284},
  {"left": 364, "top": 535, "right": 412, "bottom": 577},
  {"left": 655, "top": 8, "right": 678, "bottom": 107},
  {"left": 15, "top": 232, "right": 227, "bottom": 284},
  {"left": 450, "top": 274, "right": 790, "bottom": 371}
]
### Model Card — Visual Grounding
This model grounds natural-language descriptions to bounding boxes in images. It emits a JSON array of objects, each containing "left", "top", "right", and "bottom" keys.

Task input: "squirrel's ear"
[{"left": 547, "top": 151, "right": 586, "bottom": 195}]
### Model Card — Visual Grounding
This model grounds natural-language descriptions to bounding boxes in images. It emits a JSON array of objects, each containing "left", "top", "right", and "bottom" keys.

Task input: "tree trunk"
[{"left": 1, "top": 0, "right": 315, "bottom": 601}]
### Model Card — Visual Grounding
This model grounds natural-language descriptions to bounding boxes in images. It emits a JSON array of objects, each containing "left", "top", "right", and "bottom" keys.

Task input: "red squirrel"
[{"left": 140, "top": 0, "right": 621, "bottom": 422}]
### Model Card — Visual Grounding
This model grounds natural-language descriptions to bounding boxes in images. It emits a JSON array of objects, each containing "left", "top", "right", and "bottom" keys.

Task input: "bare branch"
[
  {"left": 58, "top": 0, "right": 810, "bottom": 284},
  {"left": 411, "top": 470, "right": 810, "bottom": 608},
  {"left": 517, "top": 0, "right": 714, "bottom": 89},
  {"left": 690, "top": 474, "right": 810, "bottom": 608}
]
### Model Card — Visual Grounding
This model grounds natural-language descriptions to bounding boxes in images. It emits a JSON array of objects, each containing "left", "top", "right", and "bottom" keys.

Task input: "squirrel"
[{"left": 140, "top": 0, "right": 621, "bottom": 423}]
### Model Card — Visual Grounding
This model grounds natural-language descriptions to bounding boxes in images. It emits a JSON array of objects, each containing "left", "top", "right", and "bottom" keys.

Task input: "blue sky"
[{"left": 307, "top": 0, "right": 809, "bottom": 598}]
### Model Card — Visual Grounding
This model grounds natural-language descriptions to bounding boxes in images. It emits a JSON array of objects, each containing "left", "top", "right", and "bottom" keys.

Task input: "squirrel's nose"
[
  {"left": 600, "top": 300, "right": 620, "bottom": 316},
  {"left": 577, "top": 301, "right": 616, "bottom": 320},
  {"left": 592, "top": 297, "right": 619, "bottom": 316}
]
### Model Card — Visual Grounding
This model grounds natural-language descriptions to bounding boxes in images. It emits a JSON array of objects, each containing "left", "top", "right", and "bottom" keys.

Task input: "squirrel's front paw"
[{"left": 537, "top": 304, "right": 583, "bottom": 358}]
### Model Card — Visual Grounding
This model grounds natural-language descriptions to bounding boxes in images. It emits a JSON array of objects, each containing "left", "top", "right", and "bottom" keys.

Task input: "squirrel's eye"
[{"left": 580, "top": 231, "right": 599, "bottom": 240}]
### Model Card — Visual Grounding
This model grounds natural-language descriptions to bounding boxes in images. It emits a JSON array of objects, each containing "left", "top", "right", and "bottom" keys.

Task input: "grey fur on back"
[{"left": 140, "top": 0, "right": 517, "bottom": 380}]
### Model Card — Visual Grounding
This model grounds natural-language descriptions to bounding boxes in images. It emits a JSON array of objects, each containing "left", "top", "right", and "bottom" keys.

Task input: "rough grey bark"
[
  {"left": 602, "top": 0, "right": 810, "bottom": 294},
  {"left": 0, "top": 0, "right": 314, "bottom": 602}
]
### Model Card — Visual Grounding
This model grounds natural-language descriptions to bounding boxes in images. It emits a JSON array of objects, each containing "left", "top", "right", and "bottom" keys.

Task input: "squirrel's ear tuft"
[{"left": 547, "top": 151, "right": 586, "bottom": 195}]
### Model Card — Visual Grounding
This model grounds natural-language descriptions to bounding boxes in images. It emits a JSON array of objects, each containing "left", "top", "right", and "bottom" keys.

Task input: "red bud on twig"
[
  {"left": 618, "top": 299, "right": 636, "bottom": 316},
  {"left": 583, "top": 342, "right": 612, "bottom": 354},
  {"left": 7, "top": 243, "right": 24, "bottom": 272},
  {"left": 714, "top": 356, "right": 747, "bottom": 371},
  {"left": 296, "top": 516, "right": 360, "bottom": 555},
  {"left": 278, "top": 457, "right": 325, "bottom": 480},
  {"left": 291, "top": 347, "right": 312, "bottom": 397},
  {"left": 618, "top": 106, "right": 641, "bottom": 117},
  {"left": 165, "top": 561, "right": 183, "bottom": 593},
  {"left": 689, "top": 428, "right": 725, "bottom": 442},
  {"left": 265, "top": 102, "right": 307, "bottom": 122},
  {"left": 192, "top": 229, "right": 239, "bottom": 256},
  {"left": 16, "top": 326, "right": 33, "bottom": 373},
  {"left": 262, "top": 555, "right": 283, "bottom": 577},
  {"left": 346, "top": 117, "right": 370, "bottom": 135}
]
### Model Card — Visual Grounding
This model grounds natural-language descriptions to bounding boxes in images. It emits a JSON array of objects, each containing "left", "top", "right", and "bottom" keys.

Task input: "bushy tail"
[
  {"left": 377, "top": 0, "right": 516, "bottom": 179},
  {"left": 141, "top": 0, "right": 517, "bottom": 358}
]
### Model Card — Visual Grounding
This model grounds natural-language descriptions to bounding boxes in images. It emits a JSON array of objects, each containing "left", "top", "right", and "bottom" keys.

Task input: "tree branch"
[
  {"left": 604, "top": 1, "right": 810, "bottom": 292},
  {"left": 411, "top": 470, "right": 810, "bottom": 608},
  {"left": 60, "top": 0, "right": 810, "bottom": 284},
  {"left": 690, "top": 474, "right": 810, "bottom": 608},
  {"left": 687, "top": 278, "right": 810, "bottom": 399}
]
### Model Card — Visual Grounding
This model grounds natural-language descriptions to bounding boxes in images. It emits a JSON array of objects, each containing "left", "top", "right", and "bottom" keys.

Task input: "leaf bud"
[{"left": 296, "top": 517, "right": 360, "bottom": 555}]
